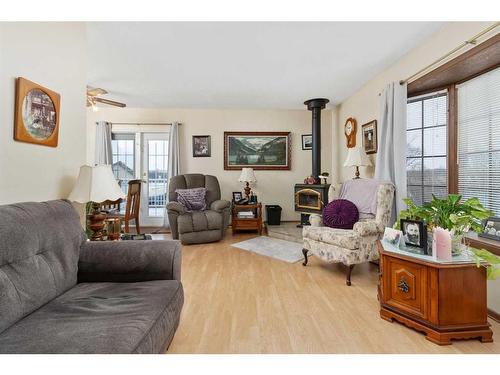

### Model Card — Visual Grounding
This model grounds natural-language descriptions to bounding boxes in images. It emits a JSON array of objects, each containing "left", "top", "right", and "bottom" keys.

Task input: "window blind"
[{"left": 457, "top": 66, "right": 500, "bottom": 216}]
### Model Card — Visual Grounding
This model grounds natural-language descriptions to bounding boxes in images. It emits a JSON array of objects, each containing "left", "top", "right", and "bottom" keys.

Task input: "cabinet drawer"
[
  {"left": 383, "top": 256, "right": 428, "bottom": 319},
  {"left": 234, "top": 219, "right": 259, "bottom": 229}
]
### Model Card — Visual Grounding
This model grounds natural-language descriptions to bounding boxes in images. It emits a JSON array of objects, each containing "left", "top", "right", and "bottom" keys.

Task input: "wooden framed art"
[
  {"left": 192, "top": 135, "right": 211, "bottom": 157},
  {"left": 14, "top": 77, "right": 61, "bottom": 147},
  {"left": 224, "top": 131, "right": 291, "bottom": 170},
  {"left": 362, "top": 120, "right": 377, "bottom": 154}
]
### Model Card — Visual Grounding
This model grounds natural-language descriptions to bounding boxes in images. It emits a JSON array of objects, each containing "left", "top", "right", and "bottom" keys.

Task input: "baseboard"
[{"left": 488, "top": 308, "right": 500, "bottom": 323}]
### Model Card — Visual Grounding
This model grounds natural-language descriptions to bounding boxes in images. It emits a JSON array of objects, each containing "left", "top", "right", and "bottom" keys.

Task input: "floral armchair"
[{"left": 302, "top": 182, "right": 395, "bottom": 286}]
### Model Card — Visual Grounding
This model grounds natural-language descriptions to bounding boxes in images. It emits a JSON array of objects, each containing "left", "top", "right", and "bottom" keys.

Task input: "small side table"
[{"left": 232, "top": 203, "right": 262, "bottom": 235}]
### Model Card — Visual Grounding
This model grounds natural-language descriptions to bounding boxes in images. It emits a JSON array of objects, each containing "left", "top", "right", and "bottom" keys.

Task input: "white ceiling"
[{"left": 87, "top": 22, "right": 444, "bottom": 109}]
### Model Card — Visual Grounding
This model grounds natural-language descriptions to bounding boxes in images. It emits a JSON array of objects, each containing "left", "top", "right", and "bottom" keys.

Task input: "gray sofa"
[
  {"left": 0, "top": 200, "right": 184, "bottom": 354},
  {"left": 167, "top": 174, "right": 230, "bottom": 245}
]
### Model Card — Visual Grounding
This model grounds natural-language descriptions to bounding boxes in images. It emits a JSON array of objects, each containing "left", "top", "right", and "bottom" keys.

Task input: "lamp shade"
[
  {"left": 238, "top": 168, "right": 257, "bottom": 182},
  {"left": 343, "top": 147, "right": 372, "bottom": 167},
  {"left": 68, "top": 165, "right": 125, "bottom": 203}
]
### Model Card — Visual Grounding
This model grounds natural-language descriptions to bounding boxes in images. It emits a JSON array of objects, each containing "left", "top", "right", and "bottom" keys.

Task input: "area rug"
[{"left": 231, "top": 236, "right": 307, "bottom": 263}]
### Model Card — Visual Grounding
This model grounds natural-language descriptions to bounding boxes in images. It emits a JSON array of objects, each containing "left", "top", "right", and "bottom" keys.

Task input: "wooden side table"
[
  {"left": 377, "top": 240, "right": 493, "bottom": 345},
  {"left": 231, "top": 203, "right": 262, "bottom": 235}
]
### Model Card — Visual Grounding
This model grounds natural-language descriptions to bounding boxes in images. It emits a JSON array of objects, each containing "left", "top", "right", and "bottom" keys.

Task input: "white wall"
[
  {"left": 333, "top": 21, "right": 500, "bottom": 314},
  {"left": 0, "top": 23, "right": 87, "bottom": 204},
  {"left": 87, "top": 107, "right": 333, "bottom": 221}
]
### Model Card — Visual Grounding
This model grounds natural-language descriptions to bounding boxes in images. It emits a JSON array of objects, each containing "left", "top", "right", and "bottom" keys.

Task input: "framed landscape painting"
[
  {"left": 14, "top": 77, "right": 60, "bottom": 147},
  {"left": 224, "top": 131, "right": 291, "bottom": 170}
]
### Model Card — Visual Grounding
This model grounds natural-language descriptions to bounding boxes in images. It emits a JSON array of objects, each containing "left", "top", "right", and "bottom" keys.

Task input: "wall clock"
[{"left": 344, "top": 117, "right": 357, "bottom": 148}]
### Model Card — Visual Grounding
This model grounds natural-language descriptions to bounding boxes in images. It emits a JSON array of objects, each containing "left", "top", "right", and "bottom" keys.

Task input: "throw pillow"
[
  {"left": 176, "top": 187, "right": 207, "bottom": 211},
  {"left": 323, "top": 199, "right": 359, "bottom": 229}
]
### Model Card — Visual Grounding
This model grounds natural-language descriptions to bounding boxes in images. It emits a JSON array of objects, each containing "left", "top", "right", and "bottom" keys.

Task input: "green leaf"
[
  {"left": 470, "top": 248, "right": 500, "bottom": 265},
  {"left": 487, "top": 267, "right": 500, "bottom": 280},
  {"left": 448, "top": 194, "right": 461, "bottom": 206}
]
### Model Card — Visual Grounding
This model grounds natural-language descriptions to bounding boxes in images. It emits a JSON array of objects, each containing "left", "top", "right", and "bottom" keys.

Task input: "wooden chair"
[{"left": 101, "top": 179, "right": 142, "bottom": 234}]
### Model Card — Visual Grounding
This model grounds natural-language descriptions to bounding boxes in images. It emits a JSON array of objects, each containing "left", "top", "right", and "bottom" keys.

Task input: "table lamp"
[
  {"left": 238, "top": 167, "right": 257, "bottom": 199},
  {"left": 68, "top": 165, "right": 125, "bottom": 240},
  {"left": 343, "top": 147, "right": 372, "bottom": 179}
]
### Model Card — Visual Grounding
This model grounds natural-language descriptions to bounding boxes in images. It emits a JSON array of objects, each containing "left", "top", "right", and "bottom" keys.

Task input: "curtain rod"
[
  {"left": 107, "top": 122, "right": 182, "bottom": 126},
  {"left": 399, "top": 22, "right": 500, "bottom": 85}
]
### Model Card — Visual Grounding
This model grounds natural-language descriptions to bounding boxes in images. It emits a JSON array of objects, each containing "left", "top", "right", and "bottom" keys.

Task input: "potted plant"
[{"left": 396, "top": 194, "right": 492, "bottom": 255}]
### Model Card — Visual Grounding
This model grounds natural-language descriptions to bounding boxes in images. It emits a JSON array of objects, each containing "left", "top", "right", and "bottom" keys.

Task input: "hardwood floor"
[{"left": 155, "top": 232, "right": 500, "bottom": 354}]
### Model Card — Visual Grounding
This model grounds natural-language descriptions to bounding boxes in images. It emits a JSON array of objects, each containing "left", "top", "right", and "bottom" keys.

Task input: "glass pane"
[
  {"left": 406, "top": 129, "right": 422, "bottom": 157},
  {"left": 111, "top": 136, "right": 135, "bottom": 213},
  {"left": 423, "top": 186, "right": 447, "bottom": 203},
  {"left": 147, "top": 139, "right": 168, "bottom": 217},
  {"left": 423, "top": 126, "right": 446, "bottom": 156},
  {"left": 407, "top": 101, "right": 422, "bottom": 130},
  {"left": 406, "top": 158, "right": 422, "bottom": 185},
  {"left": 407, "top": 185, "right": 423, "bottom": 207},
  {"left": 423, "top": 95, "right": 447, "bottom": 128},
  {"left": 423, "top": 157, "right": 447, "bottom": 187}
]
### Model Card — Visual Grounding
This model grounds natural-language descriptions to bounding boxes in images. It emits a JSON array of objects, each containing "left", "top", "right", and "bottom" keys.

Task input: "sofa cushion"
[
  {"left": 177, "top": 210, "right": 223, "bottom": 234},
  {"left": 303, "top": 226, "right": 360, "bottom": 250},
  {"left": 323, "top": 199, "right": 359, "bottom": 229},
  {"left": 0, "top": 280, "right": 184, "bottom": 354},
  {"left": 0, "top": 200, "right": 85, "bottom": 335}
]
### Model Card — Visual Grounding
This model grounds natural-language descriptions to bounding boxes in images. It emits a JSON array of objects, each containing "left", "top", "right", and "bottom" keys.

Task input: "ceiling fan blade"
[
  {"left": 87, "top": 87, "right": 108, "bottom": 96},
  {"left": 95, "top": 97, "right": 126, "bottom": 108}
]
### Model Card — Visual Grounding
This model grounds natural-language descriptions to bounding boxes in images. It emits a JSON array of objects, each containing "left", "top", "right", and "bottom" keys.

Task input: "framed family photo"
[
  {"left": 479, "top": 217, "right": 500, "bottom": 241},
  {"left": 224, "top": 131, "right": 291, "bottom": 170},
  {"left": 301, "top": 134, "right": 312, "bottom": 150},
  {"left": 192, "top": 135, "right": 211, "bottom": 157},
  {"left": 362, "top": 120, "right": 377, "bottom": 154}
]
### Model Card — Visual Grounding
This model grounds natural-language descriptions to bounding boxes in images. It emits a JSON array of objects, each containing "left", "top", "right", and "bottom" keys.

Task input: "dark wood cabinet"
[{"left": 378, "top": 241, "right": 493, "bottom": 345}]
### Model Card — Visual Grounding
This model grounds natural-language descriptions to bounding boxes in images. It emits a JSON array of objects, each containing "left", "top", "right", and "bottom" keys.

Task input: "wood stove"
[{"left": 295, "top": 98, "right": 330, "bottom": 226}]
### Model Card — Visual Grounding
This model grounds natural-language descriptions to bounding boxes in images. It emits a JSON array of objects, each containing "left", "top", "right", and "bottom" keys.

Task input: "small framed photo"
[
  {"left": 301, "top": 134, "right": 312, "bottom": 150},
  {"left": 479, "top": 217, "right": 500, "bottom": 241},
  {"left": 192, "top": 135, "right": 211, "bottom": 157},
  {"left": 401, "top": 219, "right": 427, "bottom": 250},
  {"left": 382, "top": 227, "right": 402, "bottom": 247},
  {"left": 362, "top": 120, "right": 377, "bottom": 154},
  {"left": 232, "top": 191, "right": 243, "bottom": 202}
]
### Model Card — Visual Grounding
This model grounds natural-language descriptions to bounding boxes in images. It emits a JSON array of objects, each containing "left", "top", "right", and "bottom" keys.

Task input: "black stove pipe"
[{"left": 304, "top": 98, "right": 329, "bottom": 183}]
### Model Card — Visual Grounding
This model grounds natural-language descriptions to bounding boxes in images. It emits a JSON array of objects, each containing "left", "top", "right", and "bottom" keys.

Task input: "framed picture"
[
  {"left": 362, "top": 120, "right": 377, "bottom": 154},
  {"left": 232, "top": 191, "right": 243, "bottom": 202},
  {"left": 301, "top": 134, "right": 312, "bottom": 150},
  {"left": 401, "top": 219, "right": 427, "bottom": 250},
  {"left": 479, "top": 217, "right": 500, "bottom": 241},
  {"left": 382, "top": 227, "right": 402, "bottom": 247},
  {"left": 14, "top": 77, "right": 61, "bottom": 147},
  {"left": 192, "top": 135, "right": 211, "bottom": 157},
  {"left": 224, "top": 131, "right": 291, "bottom": 170}
]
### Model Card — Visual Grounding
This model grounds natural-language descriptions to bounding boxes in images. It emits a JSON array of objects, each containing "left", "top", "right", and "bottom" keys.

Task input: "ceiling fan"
[{"left": 86, "top": 86, "right": 126, "bottom": 110}]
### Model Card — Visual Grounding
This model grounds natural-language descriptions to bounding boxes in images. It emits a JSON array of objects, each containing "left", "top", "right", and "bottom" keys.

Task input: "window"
[
  {"left": 146, "top": 139, "right": 169, "bottom": 217},
  {"left": 111, "top": 133, "right": 135, "bottom": 212},
  {"left": 457, "top": 67, "right": 500, "bottom": 216},
  {"left": 406, "top": 92, "right": 448, "bottom": 206}
]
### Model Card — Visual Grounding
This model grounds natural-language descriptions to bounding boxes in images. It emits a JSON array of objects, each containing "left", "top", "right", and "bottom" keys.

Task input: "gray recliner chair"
[{"left": 167, "top": 174, "right": 231, "bottom": 245}]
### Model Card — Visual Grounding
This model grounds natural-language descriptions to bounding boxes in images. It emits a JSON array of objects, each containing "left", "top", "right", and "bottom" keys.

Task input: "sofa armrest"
[
  {"left": 78, "top": 240, "right": 182, "bottom": 283},
  {"left": 167, "top": 201, "right": 187, "bottom": 215},
  {"left": 210, "top": 199, "right": 231, "bottom": 212},
  {"left": 353, "top": 221, "right": 384, "bottom": 236}
]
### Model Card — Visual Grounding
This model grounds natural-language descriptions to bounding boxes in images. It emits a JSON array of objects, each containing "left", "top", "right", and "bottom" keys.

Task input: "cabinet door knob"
[{"left": 397, "top": 278, "right": 410, "bottom": 293}]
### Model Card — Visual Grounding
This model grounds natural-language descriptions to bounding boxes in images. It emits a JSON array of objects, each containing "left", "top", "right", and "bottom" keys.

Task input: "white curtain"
[
  {"left": 94, "top": 121, "right": 113, "bottom": 165},
  {"left": 374, "top": 82, "right": 408, "bottom": 224},
  {"left": 164, "top": 122, "right": 181, "bottom": 228}
]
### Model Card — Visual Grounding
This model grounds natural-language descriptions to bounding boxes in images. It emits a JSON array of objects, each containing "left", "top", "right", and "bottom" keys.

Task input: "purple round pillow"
[{"left": 322, "top": 199, "right": 359, "bottom": 229}]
